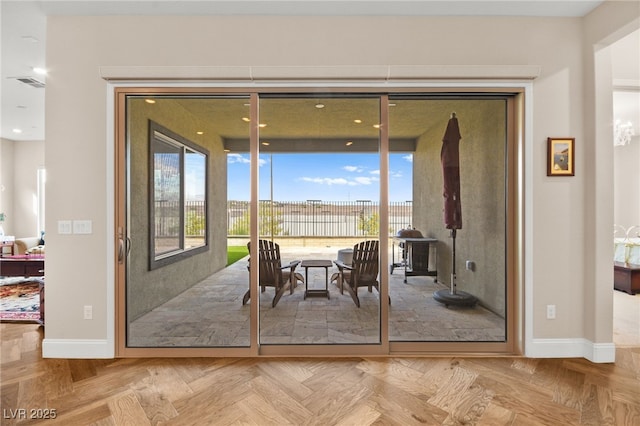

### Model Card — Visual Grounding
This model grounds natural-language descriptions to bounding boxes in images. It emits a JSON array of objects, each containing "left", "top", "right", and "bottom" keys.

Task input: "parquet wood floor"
[{"left": 1, "top": 323, "right": 639, "bottom": 425}]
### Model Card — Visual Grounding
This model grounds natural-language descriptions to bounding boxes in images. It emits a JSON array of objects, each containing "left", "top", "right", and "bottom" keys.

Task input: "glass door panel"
[
  {"left": 388, "top": 98, "right": 507, "bottom": 342},
  {"left": 126, "top": 95, "right": 252, "bottom": 348},
  {"left": 120, "top": 89, "right": 515, "bottom": 354},
  {"left": 258, "top": 95, "right": 381, "bottom": 345}
]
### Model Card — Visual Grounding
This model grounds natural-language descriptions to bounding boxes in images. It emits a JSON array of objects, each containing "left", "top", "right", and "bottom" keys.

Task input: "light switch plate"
[
  {"left": 58, "top": 220, "right": 72, "bottom": 234},
  {"left": 73, "top": 220, "right": 92, "bottom": 234}
]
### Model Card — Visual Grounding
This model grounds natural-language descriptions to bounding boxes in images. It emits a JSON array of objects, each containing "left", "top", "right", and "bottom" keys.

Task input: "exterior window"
[{"left": 149, "top": 121, "right": 208, "bottom": 269}]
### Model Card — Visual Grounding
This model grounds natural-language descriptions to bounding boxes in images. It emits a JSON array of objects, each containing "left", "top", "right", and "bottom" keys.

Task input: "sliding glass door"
[
  {"left": 117, "top": 88, "right": 518, "bottom": 356},
  {"left": 256, "top": 95, "right": 382, "bottom": 345},
  {"left": 125, "top": 95, "right": 252, "bottom": 348},
  {"left": 387, "top": 97, "right": 509, "bottom": 346}
]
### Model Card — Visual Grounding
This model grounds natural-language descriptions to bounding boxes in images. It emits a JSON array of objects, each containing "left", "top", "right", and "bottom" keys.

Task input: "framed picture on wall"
[{"left": 547, "top": 137, "right": 575, "bottom": 176}]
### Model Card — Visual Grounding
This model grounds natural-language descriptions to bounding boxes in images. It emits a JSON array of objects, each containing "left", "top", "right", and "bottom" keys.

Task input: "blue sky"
[{"left": 227, "top": 153, "right": 413, "bottom": 202}]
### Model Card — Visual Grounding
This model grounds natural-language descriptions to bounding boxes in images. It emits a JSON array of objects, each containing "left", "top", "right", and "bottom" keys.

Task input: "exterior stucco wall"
[
  {"left": 127, "top": 99, "right": 227, "bottom": 321},
  {"left": 413, "top": 100, "right": 506, "bottom": 316}
]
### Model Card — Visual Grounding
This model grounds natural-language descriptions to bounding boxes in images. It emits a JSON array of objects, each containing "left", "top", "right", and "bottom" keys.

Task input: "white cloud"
[
  {"left": 227, "top": 153, "right": 249, "bottom": 164},
  {"left": 354, "top": 176, "right": 378, "bottom": 185},
  {"left": 300, "top": 175, "right": 379, "bottom": 186},
  {"left": 403, "top": 154, "right": 413, "bottom": 163},
  {"left": 227, "top": 153, "right": 266, "bottom": 167},
  {"left": 343, "top": 165, "right": 363, "bottom": 173},
  {"left": 370, "top": 170, "right": 380, "bottom": 175},
  {"left": 301, "top": 177, "right": 351, "bottom": 185}
]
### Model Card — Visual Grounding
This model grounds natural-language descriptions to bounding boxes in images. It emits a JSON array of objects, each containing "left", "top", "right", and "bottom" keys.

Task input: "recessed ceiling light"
[
  {"left": 196, "top": 131, "right": 204, "bottom": 135},
  {"left": 145, "top": 99, "right": 156, "bottom": 104},
  {"left": 12, "top": 129, "right": 23, "bottom": 134},
  {"left": 315, "top": 103, "right": 325, "bottom": 109},
  {"left": 346, "top": 140, "right": 353, "bottom": 146},
  {"left": 258, "top": 123, "right": 267, "bottom": 128},
  {"left": 32, "top": 67, "right": 47, "bottom": 75},
  {"left": 353, "top": 119, "right": 362, "bottom": 124},
  {"left": 241, "top": 117, "right": 250, "bottom": 122},
  {"left": 389, "top": 103, "right": 397, "bottom": 107},
  {"left": 373, "top": 124, "right": 381, "bottom": 129},
  {"left": 261, "top": 141, "right": 270, "bottom": 146}
]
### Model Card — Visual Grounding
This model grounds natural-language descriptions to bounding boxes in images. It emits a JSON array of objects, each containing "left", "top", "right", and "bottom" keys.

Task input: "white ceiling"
[{"left": 3, "top": 0, "right": 637, "bottom": 142}]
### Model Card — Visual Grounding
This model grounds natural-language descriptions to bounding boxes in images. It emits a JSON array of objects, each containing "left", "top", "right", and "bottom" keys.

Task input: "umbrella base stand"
[
  {"left": 433, "top": 229, "right": 478, "bottom": 308},
  {"left": 433, "top": 288, "right": 478, "bottom": 307}
]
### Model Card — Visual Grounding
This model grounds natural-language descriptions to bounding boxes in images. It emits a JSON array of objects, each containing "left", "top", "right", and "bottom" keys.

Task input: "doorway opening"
[{"left": 115, "top": 88, "right": 521, "bottom": 357}]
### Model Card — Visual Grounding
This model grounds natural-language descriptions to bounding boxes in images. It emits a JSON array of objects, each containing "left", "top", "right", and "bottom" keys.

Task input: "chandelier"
[{"left": 614, "top": 119, "right": 635, "bottom": 146}]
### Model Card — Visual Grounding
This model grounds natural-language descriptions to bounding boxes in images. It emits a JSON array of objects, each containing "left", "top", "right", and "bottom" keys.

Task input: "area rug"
[{"left": 0, "top": 281, "right": 41, "bottom": 322}]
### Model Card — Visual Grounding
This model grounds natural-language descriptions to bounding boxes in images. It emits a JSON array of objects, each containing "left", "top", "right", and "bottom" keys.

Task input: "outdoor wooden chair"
[
  {"left": 333, "top": 240, "right": 381, "bottom": 307},
  {"left": 243, "top": 239, "right": 303, "bottom": 307}
]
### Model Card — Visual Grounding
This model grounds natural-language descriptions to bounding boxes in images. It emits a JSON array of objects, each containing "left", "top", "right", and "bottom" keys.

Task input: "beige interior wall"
[
  {"left": 0, "top": 138, "right": 15, "bottom": 236},
  {"left": 614, "top": 140, "right": 640, "bottom": 229},
  {"left": 127, "top": 99, "right": 227, "bottom": 321},
  {"left": 413, "top": 100, "right": 506, "bottom": 317},
  {"left": 0, "top": 139, "right": 44, "bottom": 239},
  {"left": 42, "top": 7, "right": 639, "bottom": 349},
  {"left": 12, "top": 140, "right": 45, "bottom": 238}
]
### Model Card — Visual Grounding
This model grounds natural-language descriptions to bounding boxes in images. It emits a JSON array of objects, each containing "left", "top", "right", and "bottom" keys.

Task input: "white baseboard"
[
  {"left": 42, "top": 338, "right": 114, "bottom": 359},
  {"left": 527, "top": 338, "right": 616, "bottom": 363},
  {"left": 40, "top": 337, "right": 616, "bottom": 363}
]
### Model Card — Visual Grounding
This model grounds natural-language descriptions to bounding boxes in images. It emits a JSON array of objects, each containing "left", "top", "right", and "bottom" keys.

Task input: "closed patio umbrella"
[
  {"left": 441, "top": 112, "right": 462, "bottom": 230},
  {"left": 433, "top": 113, "right": 477, "bottom": 307}
]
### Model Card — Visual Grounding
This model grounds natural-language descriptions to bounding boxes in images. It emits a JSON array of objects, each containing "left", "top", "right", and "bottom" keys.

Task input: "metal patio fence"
[{"left": 227, "top": 200, "right": 412, "bottom": 237}]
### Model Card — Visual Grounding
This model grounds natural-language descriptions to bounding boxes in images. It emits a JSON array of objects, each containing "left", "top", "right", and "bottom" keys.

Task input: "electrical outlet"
[
  {"left": 83, "top": 305, "right": 93, "bottom": 320},
  {"left": 546, "top": 304, "right": 556, "bottom": 320}
]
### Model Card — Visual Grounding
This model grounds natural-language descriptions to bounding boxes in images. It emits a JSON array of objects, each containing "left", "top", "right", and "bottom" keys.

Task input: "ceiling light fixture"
[
  {"left": 241, "top": 117, "right": 250, "bottom": 122},
  {"left": 12, "top": 129, "right": 22, "bottom": 134},
  {"left": 32, "top": 67, "right": 47, "bottom": 75},
  {"left": 144, "top": 99, "right": 156, "bottom": 104},
  {"left": 261, "top": 141, "right": 270, "bottom": 146},
  {"left": 315, "top": 102, "right": 325, "bottom": 109},
  {"left": 196, "top": 131, "right": 204, "bottom": 135},
  {"left": 373, "top": 124, "right": 381, "bottom": 129},
  {"left": 346, "top": 140, "right": 353, "bottom": 146},
  {"left": 259, "top": 123, "right": 267, "bottom": 128},
  {"left": 353, "top": 119, "right": 362, "bottom": 124}
]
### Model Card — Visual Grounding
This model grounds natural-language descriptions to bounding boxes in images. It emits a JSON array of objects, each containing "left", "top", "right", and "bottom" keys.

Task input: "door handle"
[
  {"left": 118, "top": 238, "right": 125, "bottom": 264},
  {"left": 117, "top": 227, "right": 130, "bottom": 264},
  {"left": 117, "top": 237, "right": 131, "bottom": 264}
]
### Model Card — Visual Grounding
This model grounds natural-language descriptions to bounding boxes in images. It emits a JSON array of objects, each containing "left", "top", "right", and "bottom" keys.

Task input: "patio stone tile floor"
[{"left": 128, "top": 246, "right": 506, "bottom": 347}]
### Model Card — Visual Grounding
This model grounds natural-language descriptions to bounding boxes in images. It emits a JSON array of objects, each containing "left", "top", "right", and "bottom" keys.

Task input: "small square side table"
[{"left": 301, "top": 259, "right": 332, "bottom": 299}]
